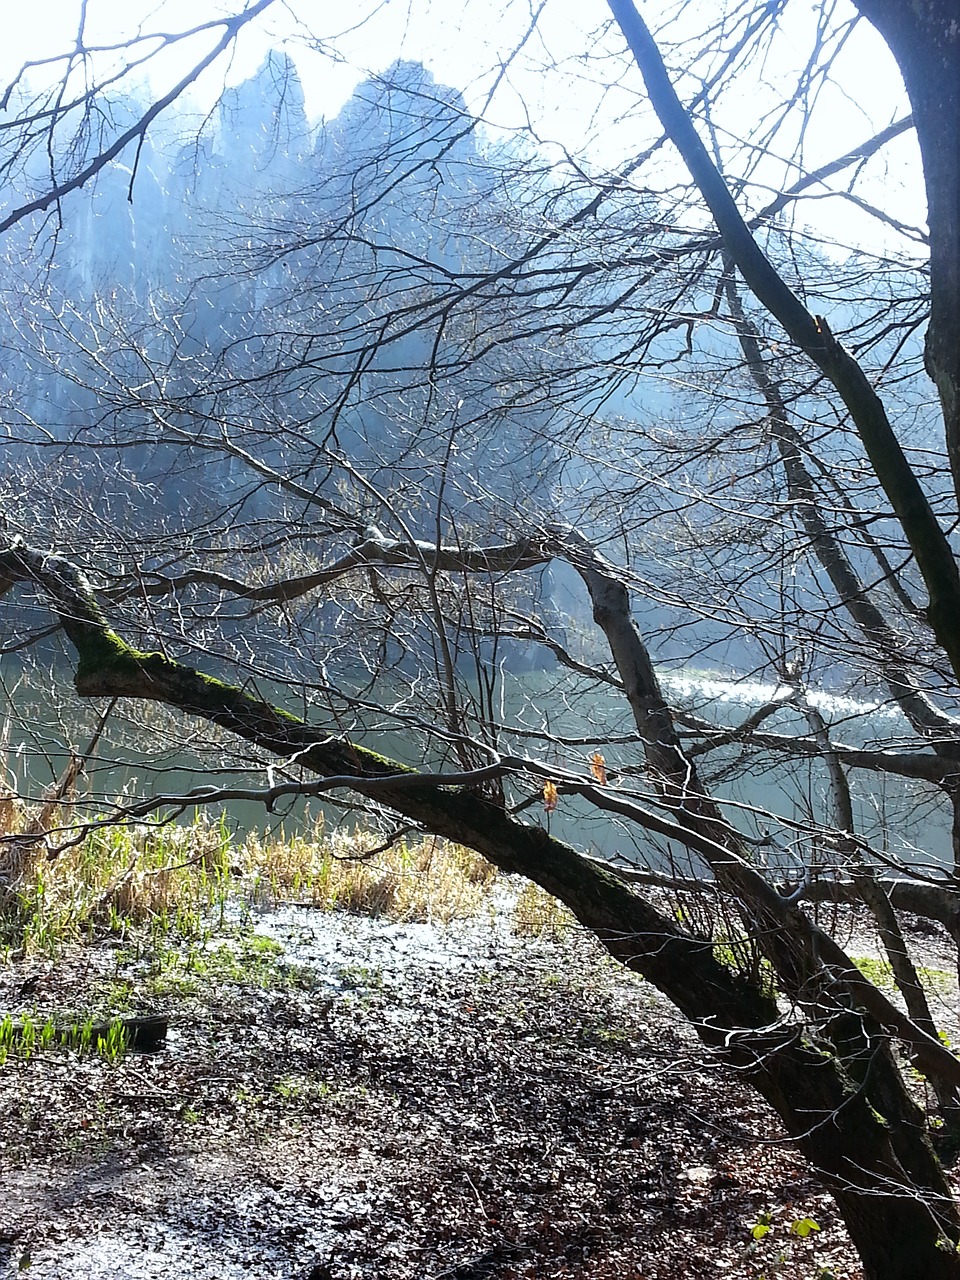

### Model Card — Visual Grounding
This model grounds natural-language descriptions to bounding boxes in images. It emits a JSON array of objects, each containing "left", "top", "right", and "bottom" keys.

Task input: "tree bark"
[
  {"left": 605, "top": 0, "right": 960, "bottom": 685},
  {"left": 3, "top": 536, "right": 960, "bottom": 1276},
  {"left": 852, "top": 0, "right": 960, "bottom": 507}
]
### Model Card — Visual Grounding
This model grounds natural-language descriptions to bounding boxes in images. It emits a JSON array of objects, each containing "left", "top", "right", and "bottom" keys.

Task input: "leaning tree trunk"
[
  {"left": 3, "top": 539, "right": 960, "bottom": 1278},
  {"left": 852, "top": 0, "right": 960, "bottom": 509}
]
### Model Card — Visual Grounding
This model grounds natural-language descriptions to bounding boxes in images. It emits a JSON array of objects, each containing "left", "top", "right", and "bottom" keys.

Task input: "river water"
[{"left": 0, "top": 659, "right": 951, "bottom": 876}]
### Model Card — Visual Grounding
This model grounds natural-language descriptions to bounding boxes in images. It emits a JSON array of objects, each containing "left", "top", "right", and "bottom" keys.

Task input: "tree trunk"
[
  {"left": 852, "top": 0, "right": 960, "bottom": 508},
  {"left": 4, "top": 538, "right": 960, "bottom": 1277},
  {"left": 748, "top": 1027, "right": 960, "bottom": 1280}
]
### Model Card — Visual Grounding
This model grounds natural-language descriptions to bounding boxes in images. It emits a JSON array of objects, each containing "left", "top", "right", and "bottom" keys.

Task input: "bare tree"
[{"left": 5, "top": 3, "right": 960, "bottom": 1276}]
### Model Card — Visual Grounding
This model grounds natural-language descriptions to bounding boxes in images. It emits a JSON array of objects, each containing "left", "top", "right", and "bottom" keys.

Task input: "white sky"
[{"left": 1, "top": 0, "right": 927, "bottom": 258}]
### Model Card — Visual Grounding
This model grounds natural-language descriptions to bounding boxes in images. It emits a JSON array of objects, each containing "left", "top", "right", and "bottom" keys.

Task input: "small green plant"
[
  {"left": 231, "top": 1083, "right": 265, "bottom": 1108},
  {"left": 580, "top": 1021, "right": 632, "bottom": 1047},
  {"left": 789, "top": 1216, "right": 820, "bottom": 1239},
  {"left": 99, "top": 1019, "right": 128, "bottom": 1061},
  {"left": 749, "top": 1210, "right": 773, "bottom": 1240},
  {"left": 274, "top": 1074, "right": 306, "bottom": 1100},
  {"left": 746, "top": 1208, "right": 822, "bottom": 1272},
  {"left": 0, "top": 1012, "right": 130, "bottom": 1061},
  {"left": 273, "top": 1073, "right": 332, "bottom": 1103}
]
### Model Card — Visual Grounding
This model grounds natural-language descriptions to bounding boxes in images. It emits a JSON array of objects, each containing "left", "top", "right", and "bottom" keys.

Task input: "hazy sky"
[
  {"left": 3, "top": 1, "right": 582, "bottom": 124},
  {"left": 1, "top": 0, "right": 925, "bottom": 257}
]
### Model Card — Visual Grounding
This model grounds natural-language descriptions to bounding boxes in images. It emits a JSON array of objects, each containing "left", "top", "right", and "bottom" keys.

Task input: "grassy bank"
[{"left": 0, "top": 796, "right": 572, "bottom": 956}]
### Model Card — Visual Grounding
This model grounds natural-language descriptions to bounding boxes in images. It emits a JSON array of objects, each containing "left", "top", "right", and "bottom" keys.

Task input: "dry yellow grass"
[
  {"left": 244, "top": 824, "right": 498, "bottom": 923},
  {"left": 511, "top": 880, "right": 574, "bottom": 938},
  {"left": 0, "top": 806, "right": 235, "bottom": 952},
  {"left": 0, "top": 770, "right": 578, "bottom": 953},
  {"left": 0, "top": 786, "right": 507, "bottom": 952}
]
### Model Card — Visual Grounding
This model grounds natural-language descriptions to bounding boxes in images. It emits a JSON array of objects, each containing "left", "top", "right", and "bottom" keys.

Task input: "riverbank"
[{"left": 0, "top": 892, "right": 862, "bottom": 1279}]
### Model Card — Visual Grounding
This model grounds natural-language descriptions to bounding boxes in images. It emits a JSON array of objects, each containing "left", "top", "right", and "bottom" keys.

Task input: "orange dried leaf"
[
  {"left": 543, "top": 780, "right": 559, "bottom": 813},
  {"left": 590, "top": 751, "right": 607, "bottom": 785}
]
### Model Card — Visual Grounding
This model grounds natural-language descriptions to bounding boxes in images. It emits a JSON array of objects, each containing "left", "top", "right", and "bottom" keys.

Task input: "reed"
[{"left": 0, "top": 738, "right": 575, "bottom": 952}]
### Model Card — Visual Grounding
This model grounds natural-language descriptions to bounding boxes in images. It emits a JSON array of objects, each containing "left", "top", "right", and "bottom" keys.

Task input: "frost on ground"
[{"left": 0, "top": 904, "right": 860, "bottom": 1279}]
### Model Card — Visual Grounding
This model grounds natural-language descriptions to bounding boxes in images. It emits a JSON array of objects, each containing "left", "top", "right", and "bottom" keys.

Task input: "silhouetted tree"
[{"left": 3, "top": 4, "right": 960, "bottom": 1275}]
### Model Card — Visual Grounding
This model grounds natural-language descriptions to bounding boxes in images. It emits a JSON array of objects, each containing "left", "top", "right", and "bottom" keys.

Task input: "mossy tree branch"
[
  {"left": 4, "top": 534, "right": 960, "bottom": 1272},
  {"left": 3, "top": 534, "right": 958, "bottom": 1083}
]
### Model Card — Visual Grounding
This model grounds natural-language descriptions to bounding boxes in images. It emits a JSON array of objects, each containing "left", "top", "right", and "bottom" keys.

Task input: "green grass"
[
  {"left": 143, "top": 931, "right": 318, "bottom": 997},
  {"left": 0, "top": 798, "right": 598, "bottom": 1061},
  {"left": 0, "top": 1011, "right": 130, "bottom": 1064},
  {"left": 273, "top": 1073, "right": 332, "bottom": 1103},
  {"left": 0, "top": 810, "right": 235, "bottom": 954},
  {"left": 849, "top": 955, "right": 954, "bottom": 993},
  {"left": 852, "top": 956, "right": 896, "bottom": 990}
]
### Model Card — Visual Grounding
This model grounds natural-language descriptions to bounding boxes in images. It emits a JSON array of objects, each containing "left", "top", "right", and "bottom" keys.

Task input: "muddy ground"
[{"left": 0, "top": 898, "right": 878, "bottom": 1278}]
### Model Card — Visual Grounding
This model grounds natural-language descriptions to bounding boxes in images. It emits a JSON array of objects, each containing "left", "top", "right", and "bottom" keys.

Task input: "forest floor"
[{"left": 0, "top": 886, "right": 945, "bottom": 1280}]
